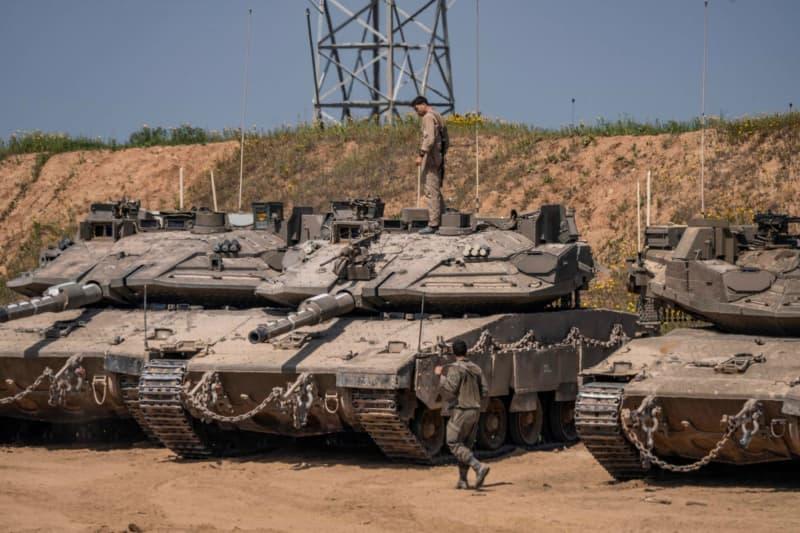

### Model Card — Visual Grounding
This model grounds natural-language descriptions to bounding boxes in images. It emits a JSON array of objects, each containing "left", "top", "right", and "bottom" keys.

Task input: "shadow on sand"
[{"left": 639, "top": 460, "right": 800, "bottom": 492}]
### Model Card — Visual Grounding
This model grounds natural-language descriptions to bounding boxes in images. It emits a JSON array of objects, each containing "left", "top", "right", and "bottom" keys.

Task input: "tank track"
[
  {"left": 118, "top": 374, "right": 157, "bottom": 441},
  {"left": 352, "top": 390, "right": 434, "bottom": 464},
  {"left": 575, "top": 381, "right": 648, "bottom": 480},
  {"left": 138, "top": 359, "right": 212, "bottom": 459},
  {"left": 638, "top": 296, "right": 661, "bottom": 325}
]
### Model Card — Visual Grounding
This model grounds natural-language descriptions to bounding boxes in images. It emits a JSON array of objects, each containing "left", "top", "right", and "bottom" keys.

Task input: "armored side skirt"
[
  {"left": 0, "top": 352, "right": 130, "bottom": 423},
  {"left": 579, "top": 328, "right": 800, "bottom": 475},
  {"left": 175, "top": 309, "right": 639, "bottom": 450}
]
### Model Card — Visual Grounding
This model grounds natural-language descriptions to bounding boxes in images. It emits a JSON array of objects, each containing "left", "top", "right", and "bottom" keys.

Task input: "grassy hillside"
[
  {"left": 192, "top": 113, "right": 799, "bottom": 311},
  {"left": 1, "top": 113, "right": 798, "bottom": 308}
]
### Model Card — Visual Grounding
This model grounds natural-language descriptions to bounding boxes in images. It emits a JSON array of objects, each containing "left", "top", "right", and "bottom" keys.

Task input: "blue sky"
[{"left": 1, "top": 0, "right": 797, "bottom": 140}]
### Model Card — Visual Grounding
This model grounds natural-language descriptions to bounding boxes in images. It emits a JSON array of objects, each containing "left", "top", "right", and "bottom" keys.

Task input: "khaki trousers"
[
  {"left": 423, "top": 157, "right": 445, "bottom": 227},
  {"left": 446, "top": 407, "right": 479, "bottom": 465}
]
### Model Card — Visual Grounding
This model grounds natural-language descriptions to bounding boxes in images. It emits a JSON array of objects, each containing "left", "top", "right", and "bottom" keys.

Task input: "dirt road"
[{"left": 1, "top": 441, "right": 797, "bottom": 532}]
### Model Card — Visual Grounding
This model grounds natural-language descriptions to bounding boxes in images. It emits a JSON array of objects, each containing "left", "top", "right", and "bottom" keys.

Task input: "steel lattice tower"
[{"left": 306, "top": 0, "right": 456, "bottom": 123}]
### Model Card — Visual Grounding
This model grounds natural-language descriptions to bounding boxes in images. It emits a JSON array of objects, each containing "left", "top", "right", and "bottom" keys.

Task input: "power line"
[
  {"left": 238, "top": 8, "right": 253, "bottom": 212},
  {"left": 699, "top": 0, "right": 708, "bottom": 217}
]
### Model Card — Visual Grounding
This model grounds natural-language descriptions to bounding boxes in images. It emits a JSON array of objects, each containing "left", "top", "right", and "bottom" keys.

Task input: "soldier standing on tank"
[
  {"left": 412, "top": 96, "right": 449, "bottom": 235},
  {"left": 435, "top": 339, "right": 491, "bottom": 490}
]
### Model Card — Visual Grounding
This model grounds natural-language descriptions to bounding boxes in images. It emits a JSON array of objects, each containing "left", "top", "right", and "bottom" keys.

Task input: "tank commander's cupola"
[
  {"left": 752, "top": 212, "right": 800, "bottom": 249},
  {"left": 516, "top": 205, "right": 579, "bottom": 245},
  {"left": 191, "top": 209, "right": 228, "bottom": 234},
  {"left": 331, "top": 198, "right": 385, "bottom": 221},
  {"left": 252, "top": 201, "right": 312, "bottom": 245},
  {"left": 79, "top": 199, "right": 141, "bottom": 241},
  {"left": 253, "top": 202, "right": 284, "bottom": 231},
  {"left": 398, "top": 208, "right": 429, "bottom": 231},
  {"left": 438, "top": 211, "right": 476, "bottom": 236}
]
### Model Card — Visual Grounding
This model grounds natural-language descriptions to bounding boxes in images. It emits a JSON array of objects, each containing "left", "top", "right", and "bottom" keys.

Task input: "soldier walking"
[
  {"left": 435, "top": 339, "right": 491, "bottom": 490},
  {"left": 412, "top": 96, "right": 449, "bottom": 234}
]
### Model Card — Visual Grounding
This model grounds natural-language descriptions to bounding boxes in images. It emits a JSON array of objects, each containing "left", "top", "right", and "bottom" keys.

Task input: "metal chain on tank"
[
  {"left": 183, "top": 325, "right": 628, "bottom": 427},
  {"left": 468, "top": 323, "right": 629, "bottom": 355},
  {"left": 621, "top": 396, "right": 763, "bottom": 473},
  {"left": 183, "top": 371, "right": 317, "bottom": 428},
  {"left": 0, "top": 354, "right": 85, "bottom": 407},
  {"left": 0, "top": 370, "right": 54, "bottom": 406}
]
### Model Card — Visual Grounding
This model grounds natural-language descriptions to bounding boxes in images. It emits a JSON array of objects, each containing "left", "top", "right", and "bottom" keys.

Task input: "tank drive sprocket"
[
  {"left": 118, "top": 374, "right": 158, "bottom": 442},
  {"left": 575, "top": 381, "right": 648, "bottom": 480},
  {"left": 352, "top": 390, "right": 439, "bottom": 464}
]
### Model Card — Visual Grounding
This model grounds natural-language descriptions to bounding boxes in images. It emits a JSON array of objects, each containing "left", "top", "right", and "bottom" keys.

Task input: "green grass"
[
  {"left": 126, "top": 124, "right": 238, "bottom": 148},
  {"left": 0, "top": 124, "right": 238, "bottom": 160},
  {"left": 715, "top": 112, "right": 800, "bottom": 143},
  {"left": 3, "top": 112, "right": 797, "bottom": 162},
  {"left": 0, "top": 132, "right": 110, "bottom": 159},
  {"left": 181, "top": 110, "right": 800, "bottom": 214}
]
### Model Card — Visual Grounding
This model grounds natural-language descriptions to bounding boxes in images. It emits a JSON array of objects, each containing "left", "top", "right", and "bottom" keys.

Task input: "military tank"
[
  {"left": 125, "top": 199, "right": 639, "bottom": 461},
  {"left": 0, "top": 198, "right": 310, "bottom": 440},
  {"left": 576, "top": 213, "right": 800, "bottom": 479}
]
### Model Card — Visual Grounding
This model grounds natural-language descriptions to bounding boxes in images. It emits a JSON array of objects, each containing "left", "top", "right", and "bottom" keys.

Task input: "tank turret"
[
  {"left": 249, "top": 200, "right": 595, "bottom": 340},
  {"left": 6, "top": 199, "right": 314, "bottom": 310},
  {"left": 629, "top": 211, "right": 800, "bottom": 334},
  {"left": 117, "top": 197, "right": 639, "bottom": 463},
  {"left": 578, "top": 211, "right": 800, "bottom": 480},
  {"left": 0, "top": 197, "right": 313, "bottom": 438}
]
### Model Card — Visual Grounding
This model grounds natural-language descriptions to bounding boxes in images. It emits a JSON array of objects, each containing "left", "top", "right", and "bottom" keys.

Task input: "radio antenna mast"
[
  {"left": 699, "top": 0, "right": 709, "bottom": 217},
  {"left": 474, "top": 0, "right": 481, "bottom": 213},
  {"left": 238, "top": 8, "right": 253, "bottom": 212}
]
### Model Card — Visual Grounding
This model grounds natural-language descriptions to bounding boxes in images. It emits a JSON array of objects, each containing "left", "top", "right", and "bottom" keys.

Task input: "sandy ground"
[{"left": 0, "top": 440, "right": 797, "bottom": 533}]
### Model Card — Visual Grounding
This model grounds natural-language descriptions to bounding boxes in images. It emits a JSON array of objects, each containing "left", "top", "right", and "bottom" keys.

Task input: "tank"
[
  {"left": 576, "top": 213, "right": 800, "bottom": 479},
  {"left": 0, "top": 198, "right": 310, "bottom": 439},
  {"left": 123, "top": 199, "right": 639, "bottom": 460},
  {"left": 8, "top": 199, "right": 311, "bottom": 306}
]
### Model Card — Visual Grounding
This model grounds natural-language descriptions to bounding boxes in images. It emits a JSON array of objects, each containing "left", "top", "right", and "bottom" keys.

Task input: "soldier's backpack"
[{"left": 439, "top": 121, "right": 449, "bottom": 156}]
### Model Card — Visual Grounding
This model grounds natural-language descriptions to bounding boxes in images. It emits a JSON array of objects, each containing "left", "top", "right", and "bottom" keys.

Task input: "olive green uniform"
[
  {"left": 440, "top": 359, "right": 489, "bottom": 464},
  {"left": 420, "top": 109, "right": 448, "bottom": 228}
]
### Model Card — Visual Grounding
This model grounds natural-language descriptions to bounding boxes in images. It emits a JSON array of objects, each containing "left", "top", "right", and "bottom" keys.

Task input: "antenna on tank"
[
  {"left": 571, "top": 98, "right": 576, "bottom": 128},
  {"left": 238, "top": 8, "right": 253, "bottom": 212},
  {"left": 210, "top": 169, "right": 219, "bottom": 212},
  {"left": 699, "top": 0, "right": 709, "bottom": 217},
  {"left": 179, "top": 167, "right": 184, "bottom": 210},
  {"left": 474, "top": 0, "right": 481, "bottom": 214},
  {"left": 636, "top": 179, "right": 642, "bottom": 253},
  {"left": 646, "top": 170, "right": 651, "bottom": 226}
]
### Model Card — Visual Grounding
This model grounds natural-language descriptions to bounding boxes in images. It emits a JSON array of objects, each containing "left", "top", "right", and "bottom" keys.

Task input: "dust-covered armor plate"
[
  {"left": 121, "top": 199, "right": 639, "bottom": 461},
  {"left": 578, "top": 213, "right": 800, "bottom": 479},
  {"left": 0, "top": 199, "right": 310, "bottom": 439}
]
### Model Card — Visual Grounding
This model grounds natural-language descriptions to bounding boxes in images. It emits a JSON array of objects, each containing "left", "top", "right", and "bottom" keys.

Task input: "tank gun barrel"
[
  {"left": 248, "top": 292, "right": 355, "bottom": 343},
  {"left": 0, "top": 282, "right": 103, "bottom": 323}
]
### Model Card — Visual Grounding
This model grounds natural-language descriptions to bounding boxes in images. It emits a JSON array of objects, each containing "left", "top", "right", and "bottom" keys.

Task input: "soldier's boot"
[
  {"left": 456, "top": 464, "right": 470, "bottom": 490},
  {"left": 470, "top": 458, "right": 490, "bottom": 489}
]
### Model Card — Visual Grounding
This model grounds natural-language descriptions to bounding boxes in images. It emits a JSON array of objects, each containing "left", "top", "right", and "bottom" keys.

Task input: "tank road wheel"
[
  {"left": 508, "top": 394, "right": 544, "bottom": 447},
  {"left": 477, "top": 398, "right": 508, "bottom": 451},
  {"left": 411, "top": 407, "right": 445, "bottom": 457},
  {"left": 548, "top": 401, "right": 578, "bottom": 443}
]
